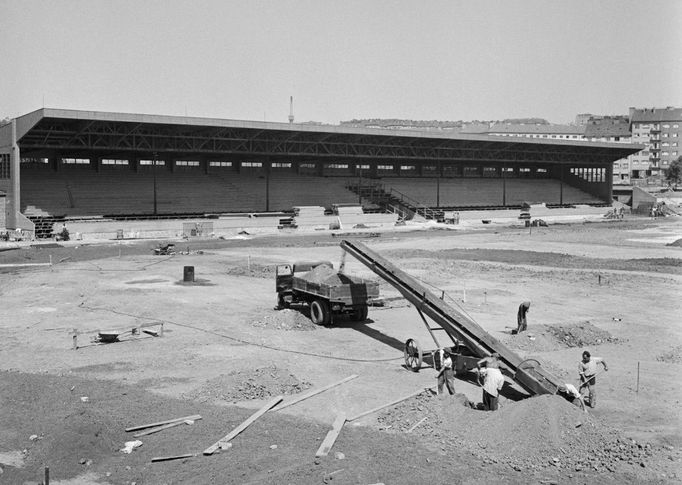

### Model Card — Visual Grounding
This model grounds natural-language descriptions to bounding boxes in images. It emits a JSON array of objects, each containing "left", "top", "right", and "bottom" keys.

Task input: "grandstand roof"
[{"left": 2, "top": 108, "right": 642, "bottom": 165}]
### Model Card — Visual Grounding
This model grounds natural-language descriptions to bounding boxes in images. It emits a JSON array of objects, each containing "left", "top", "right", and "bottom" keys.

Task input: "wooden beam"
[
  {"left": 315, "top": 413, "right": 347, "bottom": 457},
  {"left": 151, "top": 453, "right": 195, "bottom": 463},
  {"left": 125, "top": 414, "right": 202, "bottom": 433},
  {"left": 273, "top": 375, "right": 359, "bottom": 411},
  {"left": 203, "top": 396, "right": 283, "bottom": 455},
  {"left": 347, "top": 387, "right": 433, "bottom": 422},
  {"left": 133, "top": 417, "right": 201, "bottom": 437}
]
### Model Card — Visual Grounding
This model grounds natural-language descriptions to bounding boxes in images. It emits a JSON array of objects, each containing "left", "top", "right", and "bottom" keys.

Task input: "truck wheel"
[
  {"left": 351, "top": 305, "right": 368, "bottom": 322},
  {"left": 404, "top": 338, "right": 422, "bottom": 372},
  {"left": 310, "top": 299, "right": 331, "bottom": 325}
]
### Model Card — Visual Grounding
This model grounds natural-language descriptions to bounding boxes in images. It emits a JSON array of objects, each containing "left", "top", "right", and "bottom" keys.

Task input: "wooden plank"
[
  {"left": 203, "top": 396, "right": 283, "bottom": 455},
  {"left": 133, "top": 417, "right": 201, "bottom": 437},
  {"left": 406, "top": 417, "right": 428, "bottom": 433},
  {"left": 151, "top": 453, "right": 195, "bottom": 463},
  {"left": 125, "top": 414, "right": 202, "bottom": 433},
  {"left": 347, "top": 387, "right": 434, "bottom": 422},
  {"left": 273, "top": 375, "right": 359, "bottom": 411},
  {"left": 315, "top": 413, "right": 347, "bottom": 457}
]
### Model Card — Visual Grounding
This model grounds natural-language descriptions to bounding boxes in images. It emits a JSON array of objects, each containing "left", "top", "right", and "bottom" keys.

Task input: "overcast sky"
[{"left": 1, "top": 0, "right": 680, "bottom": 124}]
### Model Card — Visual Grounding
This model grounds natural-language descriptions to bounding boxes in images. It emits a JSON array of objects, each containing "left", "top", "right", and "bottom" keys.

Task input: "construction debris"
[
  {"left": 125, "top": 414, "right": 202, "bottom": 433},
  {"left": 203, "top": 396, "right": 283, "bottom": 455}
]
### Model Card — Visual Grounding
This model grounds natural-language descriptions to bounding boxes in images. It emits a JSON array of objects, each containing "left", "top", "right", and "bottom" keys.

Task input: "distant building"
[
  {"left": 584, "top": 116, "right": 632, "bottom": 184},
  {"left": 486, "top": 123, "right": 583, "bottom": 141},
  {"left": 629, "top": 107, "right": 682, "bottom": 183}
]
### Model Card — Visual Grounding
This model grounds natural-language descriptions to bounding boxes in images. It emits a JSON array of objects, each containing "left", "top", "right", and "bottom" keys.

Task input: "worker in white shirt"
[
  {"left": 437, "top": 349, "right": 455, "bottom": 396},
  {"left": 476, "top": 353, "right": 506, "bottom": 411},
  {"left": 578, "top": 350, "right": 608, "bottom": 408}
]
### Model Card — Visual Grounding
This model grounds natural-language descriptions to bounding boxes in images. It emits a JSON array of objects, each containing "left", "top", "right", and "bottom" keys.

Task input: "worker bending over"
[
  {"left": 578, "top": 350, "right": 608, "bottom": 408},
  {"left": 516, "top": 301, "right": 531, "bottom": 334},
  {"left": 477, "top": 353, "right": 505, "bottom": 411},
  {"left": 437, "top": 349, "right": 455, "bottom": 396}
]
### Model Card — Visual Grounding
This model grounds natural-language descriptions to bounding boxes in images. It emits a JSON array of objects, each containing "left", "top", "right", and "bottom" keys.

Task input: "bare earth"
[{"left": 0, "top": 217, "right": 681, "bottom": 484}]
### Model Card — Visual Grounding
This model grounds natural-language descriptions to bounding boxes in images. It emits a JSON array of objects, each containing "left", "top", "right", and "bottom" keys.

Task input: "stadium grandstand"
[{"left": 0, "top": 109, "right": 641, "bottom": 238}]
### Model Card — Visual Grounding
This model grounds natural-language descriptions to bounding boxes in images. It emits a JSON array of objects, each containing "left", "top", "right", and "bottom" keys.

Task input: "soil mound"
[
  {"left": 252, "top": 308, "right": 317, "bottom": 331},
  {"left": 379, "top": 392, "right": 656, "bottom": 474},
  {"left": 506, "top": 321, "right": 623, "bottom": 352},
  {"left": 224, "top": 263, "right": 275, "bottom": 279},
  {"left": 183, "top": 365, "right": 312, "bottom": 403},
  {"left": 667, "top": 238, "right": 682, "bottom": 247},
  {"left": 656, "top": 345, "right": 682, "bottom": 364}
]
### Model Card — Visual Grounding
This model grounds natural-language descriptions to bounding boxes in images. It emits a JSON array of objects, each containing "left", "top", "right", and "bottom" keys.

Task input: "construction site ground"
[{"left": 0, "top": 217, "right": 681, "bottom": 484}]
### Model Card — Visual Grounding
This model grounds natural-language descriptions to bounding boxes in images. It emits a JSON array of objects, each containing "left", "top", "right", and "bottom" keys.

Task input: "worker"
[
  {"left": 437, "top": 349, "right": 455, "bottom": 396},
  {"left": 476, "top": 353, "right": 505, "bottom": 411},
  {"left": 516, "top": 301, "right": 531, "bottom": 334},
  {"left": 578, "top": 350, "right": 608, "bottom": 408}
]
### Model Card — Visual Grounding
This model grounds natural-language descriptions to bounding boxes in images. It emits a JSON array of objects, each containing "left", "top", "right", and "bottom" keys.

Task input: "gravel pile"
[
  {"left": 251, "top": 309, "right": 318, "bottom": 331},
  {"left": 378, "top": 392, "right": 665, "bottom": 475},
  {"left": 303, "top": 264, "right": 363, "bottom": 285},
  {"left": 183, "top": 366, "right": 312, "bottom": 403}
]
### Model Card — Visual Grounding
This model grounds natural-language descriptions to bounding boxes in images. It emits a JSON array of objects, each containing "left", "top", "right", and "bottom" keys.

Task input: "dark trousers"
[
  {"left": 581, "top": 376, "right": 597, "bottom": 407},
  {"left": 438, "top": 368, "right": 455, "bottom": 395},
  {"left": 482, "top": 390, "right": 499, "bottom": 411}
]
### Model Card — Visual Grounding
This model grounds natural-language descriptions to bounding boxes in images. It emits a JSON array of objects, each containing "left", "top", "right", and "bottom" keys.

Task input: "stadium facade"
[{"left": 1, "top": 108, "right": 642, "bottom": 236}]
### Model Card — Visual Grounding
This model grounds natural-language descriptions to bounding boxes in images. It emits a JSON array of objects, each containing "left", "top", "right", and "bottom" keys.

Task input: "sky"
[{"left": 1, "top": 0, "right": 680, "bottom": 125}]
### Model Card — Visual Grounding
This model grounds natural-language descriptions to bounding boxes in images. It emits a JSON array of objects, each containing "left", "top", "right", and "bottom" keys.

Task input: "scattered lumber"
[
  {"left": 151, "top": 453, "right": 195, "bottom": 463},
  {"left": 347, "top": 387, "right": 434, "bottom": 422},
  {"left": 125, "top": 414, "right": 202, "bottom": 433},
  {"left": 273, "top": 374, "right": 359, "bottom": 411},
  {"left": 133, "top": 417, "right": 201, "bottom": 437},
  {"left": 203, "top": 396, "right": 283, "bottom": 455},
  {"left": 315, "top": 413, "right": 347, "bottom": 458}
]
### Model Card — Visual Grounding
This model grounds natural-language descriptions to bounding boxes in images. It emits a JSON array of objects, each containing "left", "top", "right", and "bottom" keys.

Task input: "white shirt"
[{"left": 480, "top": 367, "right": 505, "bottom": 397}]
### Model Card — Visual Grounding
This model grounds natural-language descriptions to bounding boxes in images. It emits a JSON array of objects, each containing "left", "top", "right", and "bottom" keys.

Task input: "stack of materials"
[{"left": 292, "top": 206, "right": 333, "bottom": 230}]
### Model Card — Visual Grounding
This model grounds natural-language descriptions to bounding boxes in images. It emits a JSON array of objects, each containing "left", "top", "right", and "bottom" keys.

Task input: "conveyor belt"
[{"left": 341, "top": 240, "right": 562, "bottom": 396}]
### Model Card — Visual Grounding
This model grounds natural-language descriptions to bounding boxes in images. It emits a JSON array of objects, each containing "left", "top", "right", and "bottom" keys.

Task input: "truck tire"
[
  {"left": 351, "top": 305, "right": 368, "bottom": 322},
  {"left": 310, "top": 299, "right": 331, "bottom": 325}
]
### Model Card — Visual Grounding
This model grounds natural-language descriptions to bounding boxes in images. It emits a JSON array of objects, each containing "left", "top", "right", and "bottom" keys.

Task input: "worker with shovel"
[
  {"left": 476, "top": 353, "right": 506, "bottom": 411},
  {"left": 578, "top": 350, "right": 608, "bottom": 408}
]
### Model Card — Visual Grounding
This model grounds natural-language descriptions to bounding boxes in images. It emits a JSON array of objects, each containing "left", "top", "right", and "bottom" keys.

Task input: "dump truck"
[{"left": 275, "top": 260, "right": 380, "bottom": 325}]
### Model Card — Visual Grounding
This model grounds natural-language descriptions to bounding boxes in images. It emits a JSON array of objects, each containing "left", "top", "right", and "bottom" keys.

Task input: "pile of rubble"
[
  {"left": 183, "top": 365, "right": 312, "bottom": 404},
  {"left": 378, "top": 392, "right": 665, "bottom": 475}
]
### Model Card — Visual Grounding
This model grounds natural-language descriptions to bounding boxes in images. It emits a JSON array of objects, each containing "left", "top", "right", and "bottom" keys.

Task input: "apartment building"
[{"left": 629, "top": 107, "right": 682, "bottom": 182}]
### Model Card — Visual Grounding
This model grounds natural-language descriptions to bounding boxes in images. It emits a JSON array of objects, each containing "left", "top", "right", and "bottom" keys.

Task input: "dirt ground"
[{"left": 0, "top": 216, "right": 681, "bottom": 484}]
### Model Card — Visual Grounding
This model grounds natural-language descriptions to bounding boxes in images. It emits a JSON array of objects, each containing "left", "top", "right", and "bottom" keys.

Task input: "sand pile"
[
  {"left": 183, "top": 366, "right": 312, "bottom": 403},
  {"left": 379, "top": 392, "right": 657, "bottom": 474}
]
